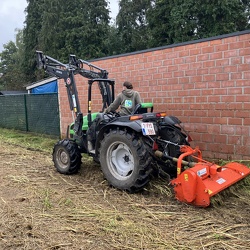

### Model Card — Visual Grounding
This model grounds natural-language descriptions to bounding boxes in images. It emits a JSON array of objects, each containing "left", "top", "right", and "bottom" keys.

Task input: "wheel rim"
[
  {"left": 56, "top": 148, "right": 70, "bottom": 169},
  {"left": 107, "top": 141, "right": 135, "bottom": 180}
]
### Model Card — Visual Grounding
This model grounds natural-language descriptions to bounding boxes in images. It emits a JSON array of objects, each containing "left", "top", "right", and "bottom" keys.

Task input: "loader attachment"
[{"left": 156, "top": 146, "right": 250, "bottom": 207}]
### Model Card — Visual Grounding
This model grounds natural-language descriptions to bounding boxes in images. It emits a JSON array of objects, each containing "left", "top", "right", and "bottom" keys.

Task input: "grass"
[
  {"left": 1, "top": 128, "right": 250, "bottom": 249},
  {"left": 219, "top": 159, "right": 250, "bottom": 168},
  {"left": 0, "top": 128, "right": 58, "bottom": 153},
  {"left": 42, "top": 189, "right": 53, "bottom": 210}
]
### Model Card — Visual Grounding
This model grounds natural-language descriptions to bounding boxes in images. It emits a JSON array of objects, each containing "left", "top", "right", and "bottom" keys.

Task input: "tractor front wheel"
[
  {"left": 99, "top": 129, "right": 152, "bottom": 192},
  {"left": 52, "top": 139, "right": 82, "bottom": 174}
]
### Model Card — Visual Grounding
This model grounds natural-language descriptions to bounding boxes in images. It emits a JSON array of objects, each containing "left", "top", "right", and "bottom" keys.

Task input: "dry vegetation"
[{"left": 0, "top": 129, "right": 250, "bottom": 250}]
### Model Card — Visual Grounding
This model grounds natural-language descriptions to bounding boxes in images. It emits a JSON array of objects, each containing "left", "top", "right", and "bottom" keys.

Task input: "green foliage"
[
  {"left": 168, "top": 0, "right": 200, "bottom": 43},
  {"left": 42, "top": 189, "right": 53, "bottom": 210},
  {"left": 147, "top": 0, "right": 173, "bottom": 47},
  {"left": 0, "top": 30, "right": 27, "bottom": 90},
  {"left": 195, "top": 0, "right": 250, "bottom": 38},
  {"left": 78, "top": 0, "right": 111, "bottom": 59},
  {"left": 39, "top": 0, "right": 111, "bottom": 61},
  {"left": 0, "top": 41, "right": 17, "bottom": 90},
  {"left": 1, "top": 0, "right": 250, "bottom": 89},
  {"left": 104, "top": 24, "right": 124, "bottom": 56},
  {"left": 23, "top": 0, "right": 45, "bottom": 82},
  {"left": 148, "top": 0, "right": 250, "bottom": 46},
  {"left": 116, "top": 0, "right": 152, "bottom": 53}
]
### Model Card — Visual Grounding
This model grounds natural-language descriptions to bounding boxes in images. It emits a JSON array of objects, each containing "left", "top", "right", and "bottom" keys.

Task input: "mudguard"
[
  {"left": 163, "top": 116, "right": 181, "bottom": 125},
  {"left": 97, "top": 119, "right": 143, "bottom": 140}
]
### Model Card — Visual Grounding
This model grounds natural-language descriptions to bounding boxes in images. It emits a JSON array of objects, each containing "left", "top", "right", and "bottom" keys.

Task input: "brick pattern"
[{"left": 58, "top": 32, "right": 250, "bottom": 160}]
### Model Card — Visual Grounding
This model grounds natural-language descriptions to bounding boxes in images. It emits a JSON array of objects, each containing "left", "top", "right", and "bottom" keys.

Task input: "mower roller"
[{"left": 155, "top": 145, "right": 250, "bottom": 207}]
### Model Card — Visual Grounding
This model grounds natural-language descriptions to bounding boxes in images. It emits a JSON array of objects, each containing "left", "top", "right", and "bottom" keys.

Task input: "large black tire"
[
  {"left": 99, "top": 129, "right": 152, "bottom": 193},
  {"left": 52, "top": 139, "right": 82, "bottom": 174},
  {"left": 158, "top": 128, "right": 190, "bottom": 178},
  {"left": 161, "top": 128, "right": 188, "bottom": 157}
]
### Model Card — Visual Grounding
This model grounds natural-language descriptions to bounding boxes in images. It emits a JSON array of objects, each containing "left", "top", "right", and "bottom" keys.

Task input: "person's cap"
[{"left": 123, "top": 81, "right": 133, "bottom": 89}]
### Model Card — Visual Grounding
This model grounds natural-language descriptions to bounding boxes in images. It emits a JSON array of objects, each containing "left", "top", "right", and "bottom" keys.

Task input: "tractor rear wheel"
[
  {"left": 159, "top": 128, "right": 190, "bottom": 178},
  {"left": 53, "top": 139, "right": 82, "bottom": 174},
  {"left": 99, "top": 129, "right": 152, "bottom": 192}
]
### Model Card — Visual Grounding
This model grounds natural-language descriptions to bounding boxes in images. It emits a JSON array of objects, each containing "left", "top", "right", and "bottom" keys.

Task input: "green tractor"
[{"left": 36, "top": 51, "right": 190, "bottom": 192}]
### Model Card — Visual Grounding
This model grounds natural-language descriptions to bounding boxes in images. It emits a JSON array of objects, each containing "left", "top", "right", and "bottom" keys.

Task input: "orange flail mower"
[{"left": 156, "top": 146, "right": 250, "bottom": 207}]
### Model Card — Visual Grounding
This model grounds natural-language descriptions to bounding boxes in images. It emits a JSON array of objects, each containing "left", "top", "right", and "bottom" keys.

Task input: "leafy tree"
[
  {"left": 104, "top": 24, "right": 124, "bottom": 56},
  {"left": 3, "top": 0, "right": 250, "bottom": 89},
  {"left": 169, "top": 0, "right": 250, "bottom": 41},
  {"left": 39, "top": 0, "right": 65, "bottom": 60},
  {"left": 0, "top": 30, "right": 27, "bottom": 90},
  {"left": 195, "top": 0, "right": 250, "bottom": 38},
  {"left": 147, "top": 0, "right": 173, "bottom": 47},
  {"left": 39, "top": 0, "right": 111, "bottom": 61},
  {"left": 168, "top": 0, "right": 199, "bottom": 43},
  {"left": 23, "top": 0, "right": 45, "bottom": 82},
  {"left": 74, "top": 0, "right": 111, "bottom": 59},
  {"left": 116, "top": 0, "right": 152, "bottom": 53},
  {"left": 0, "top": 42, "right": 17, "bottom": 90},
  {"left": 148, "top": 0, "right": 250, "bottom": 46}
]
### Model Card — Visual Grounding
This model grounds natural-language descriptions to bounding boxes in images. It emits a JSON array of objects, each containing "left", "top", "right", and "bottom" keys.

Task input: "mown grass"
[
  {"left": 1, "top": 128, "right": 250, "bottom": 249},
  {"left": 0, "top": 128, "right": 57, "bottom": 153}
]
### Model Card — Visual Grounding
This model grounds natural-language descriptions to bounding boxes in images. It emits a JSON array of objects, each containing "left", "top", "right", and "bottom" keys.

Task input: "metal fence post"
[{"left": 24, "top": 94, "right": 29, "bottom": 132}]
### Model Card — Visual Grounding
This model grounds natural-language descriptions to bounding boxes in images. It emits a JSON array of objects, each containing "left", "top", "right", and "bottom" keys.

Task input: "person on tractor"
[{"left": 105, "top": 81, "right": 141, "bottom": 115}]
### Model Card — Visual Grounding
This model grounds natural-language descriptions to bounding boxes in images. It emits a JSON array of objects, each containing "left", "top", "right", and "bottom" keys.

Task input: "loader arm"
[
  {"left": 69, "top": 54, "right": 114, "bottom": 111},
  {"left": 36, "top": 51, "right": 115, "bottom": 136},
  {"left": 36, "top": 51, "right": 83, "bottom": 137},
  {"left": 36, "top": 51, "right": 81, "bottom": 115},
  {"left": 69, "top": 54, "right": 108, "bottom": 79}
]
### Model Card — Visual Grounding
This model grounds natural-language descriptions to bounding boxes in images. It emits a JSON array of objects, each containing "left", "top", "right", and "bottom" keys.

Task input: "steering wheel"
[
  {"left": 105, "top": 111, "right": 120, "bottom": 119},
  {"left": 131, "top": 104, "right": 141, "bottom": 115}
]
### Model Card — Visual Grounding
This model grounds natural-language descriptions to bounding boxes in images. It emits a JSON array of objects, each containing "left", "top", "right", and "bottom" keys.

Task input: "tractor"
[
  {"left": 36, "top": 51, "right": 250, "bottom": 207},
  {"left": 36, "top": 51, "right": 190, "bottom": 192}
]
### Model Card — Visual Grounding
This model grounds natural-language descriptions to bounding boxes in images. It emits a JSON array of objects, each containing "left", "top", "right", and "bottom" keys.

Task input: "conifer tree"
[{"left": 116, "top": 0, "right": 152, "bottom": 53}]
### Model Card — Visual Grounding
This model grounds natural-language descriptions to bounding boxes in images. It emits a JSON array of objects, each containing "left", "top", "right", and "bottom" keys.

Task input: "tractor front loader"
[{"left": 36, "top": 51, "right": 250, "bottom": 207}]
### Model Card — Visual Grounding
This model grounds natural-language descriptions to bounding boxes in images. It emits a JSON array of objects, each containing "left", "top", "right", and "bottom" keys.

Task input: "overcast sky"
[{"left": 0, "top": 0, "right": 119, "bottom": 52}]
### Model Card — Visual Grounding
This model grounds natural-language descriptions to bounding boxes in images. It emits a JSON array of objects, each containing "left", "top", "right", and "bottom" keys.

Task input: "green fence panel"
[
  {"left": 0, "top": 95, "right": 27, "bottom": 131},
  {"left": 26, "top": 94, "right": 60, "bottom": 136},
  {"left": 0, "top": 93, "right": 60, "bottom": 136}
]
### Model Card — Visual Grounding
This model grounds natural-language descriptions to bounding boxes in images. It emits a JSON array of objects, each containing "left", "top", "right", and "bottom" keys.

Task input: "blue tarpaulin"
[{"left": 31, "top": 80, "right": 58, "bottom": 94}]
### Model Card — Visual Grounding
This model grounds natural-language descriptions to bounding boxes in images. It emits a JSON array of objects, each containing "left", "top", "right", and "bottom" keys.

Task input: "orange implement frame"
[{"left": 170, "top": 146, "right": 250, "bottom": 207}]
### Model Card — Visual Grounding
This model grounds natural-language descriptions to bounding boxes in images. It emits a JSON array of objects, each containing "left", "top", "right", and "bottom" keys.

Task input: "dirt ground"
[{"left": 0, "top": 140, "right": 250, "bottom": 250}]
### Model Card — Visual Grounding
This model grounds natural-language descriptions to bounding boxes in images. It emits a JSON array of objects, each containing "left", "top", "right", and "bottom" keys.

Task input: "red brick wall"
[{"left": 58, "top": 31, "right": 250, "bottom": 160}]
